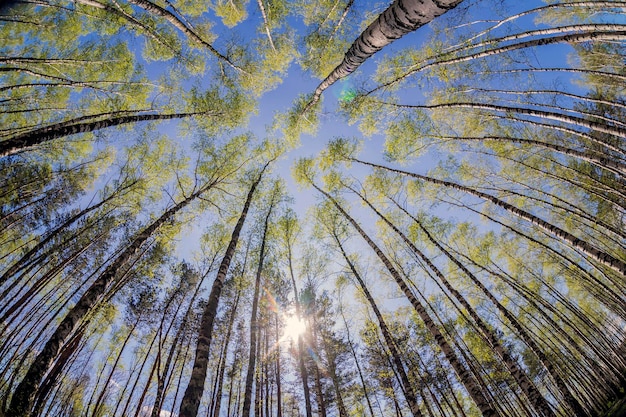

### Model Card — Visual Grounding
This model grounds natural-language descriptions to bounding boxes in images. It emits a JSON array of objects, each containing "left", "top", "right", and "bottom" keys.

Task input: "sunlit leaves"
[
  {"left": 318, "top": 136, "right": 360, "bottom": 170},
  {"left": 292, "top": 157, "right": 316, "bottom": 187},
  {"left": 214, "top": 0, "right": 249, "bottom": 27},
  {"left": 239, "top": 33, "right": 298, "bottom": 97},
  {"left": 279, "top": 93, "right": 321, "bottom": 146},
  {"left": 383, "top": 113, "right": 434, "bottom": 163}
]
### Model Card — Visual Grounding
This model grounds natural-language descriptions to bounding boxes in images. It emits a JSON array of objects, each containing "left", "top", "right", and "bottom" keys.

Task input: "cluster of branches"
[{"left": 0, "top": 0, "right": 624, "bottom": 417}]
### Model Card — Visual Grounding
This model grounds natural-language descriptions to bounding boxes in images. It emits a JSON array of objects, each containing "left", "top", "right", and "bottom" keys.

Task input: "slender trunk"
[
  {"left": 350, "top": 157, "right": 626, "bottom": 276},
  {"left": 466, "top": 164, "right": 626, "bottom": 243},
  {"left": 209, "top": 338, "right": 223, "bottom": 417},
  {"left": 145, "top": 282, "right": 195, "bottom": 417},
  {"left": 0, "top": 66, "right": 153, "bottom": 88},
  {"left": 320, "top": 327, "right": 348, "bottom": 417},
  {"left": 254, "top": 325, "right": 263, "bottom": 417},
  {"left": 0, "top": 183, "right": 134, "bottom": 288},
  {"left": 333, "top": 232, "right": 423, "bottom": 417},
  {"left": 391, "top": 199, "right": 590, "bottom": 416},
  {"left": 310, "top": 181, "right": 498, "bottom": 416},
  {"left": 0, "top": 80, "right": 135, "bottom": 94},
  {"left": 435, "top": 351, "right": 469, "bottom": 417},
  {"left": 285, "top": 225, "right": 313, "bottom": 417},
  {"left": 339, "top": 307, "right": 376, "bottom": 417},
  {"left": 311, "top": 338, "right": 327, "bottom": 417},
  {"left": 31, "top": 329, "right": 85, "bottom": 415},
  {"left": 75, "top": 0, "right": 186, "bottom": 63},
  {"left": 490, "top": 114, "right": 626, "bottom": 161},
  {"left": 243, "top": 193, "right": 277, "bottom": 417},
  {"left": 264, "top": 325, "right": 270, "bottom": 417},
  {"left": 485, "top": 146, "right": 626, "bottom": 206},
  {"left": 226, "top": 358, "right": 238, "bottom": 417},
  {"left": 0, "top": 111, "right": 208, "bottom": 157},
  {"left": 152, "top": 320, "right": 189, "bottom": 417},
  {"left": 480, "top": 67, "right": 626, "bottom": 84},
  {"left": 172, "top": 335, "right": 194, "bottom": 415},
  {"left": 1, "top": 209, "right": 116, "bottom": 302},
  {"left": 383, "top": 100, "right": 626, "bottom": 145},
  {"left": 350, "top": 185, "right": 555, "bottom": 417},
  {"left": 308, "top": 0, "right": 462, "bottom": 107},
  {"left": 116, "top": 331, "right": 160, "bottom": 417},
  {"left": 256, "top": 0, "right": 276, "bottom": 51},
  {"left": 439, "top": 23, "right": 626, "bottom": 69},
  {"left": 275, "top": 315, "right": 282, "bottom": 417},
  {"left": 369, "top": 29, "right": 626, "bottom": 95},
  {"left": 0, "top": 230, "right": 106, "bottom": 324},
  {"left": 6, "top": 182, "right": 215, "bottom": 417},
  {"left": 211, "top": 289, "right": 241, "bottom": 417},
  {"left": 126, "top": 0, "right": 242, "bottom": 71},
  {"left": 132, "top": 342, "right": 162, "bottom": 417},
  {"left": 323, "top": 0, "right": 355, "bottom": 46},
  {"left": 443, "top": 2, "right": 626, "bottom": 53},
  {"left": 91, "top": 320, "right": 140, "bottom": 416},
  {"left": 453, "top": 198, "right": 626, "bottom": 317},
  {"left": 179, "top": 163, "right": 268, "bottom": 417},
  {"left": 440, "top": 135, "right": 626, "bottom": 176}
]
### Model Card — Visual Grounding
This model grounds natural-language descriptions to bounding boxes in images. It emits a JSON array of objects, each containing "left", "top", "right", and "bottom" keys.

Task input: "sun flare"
[{"left": 283, "top": 315, "right": 306, "bottom": 340}]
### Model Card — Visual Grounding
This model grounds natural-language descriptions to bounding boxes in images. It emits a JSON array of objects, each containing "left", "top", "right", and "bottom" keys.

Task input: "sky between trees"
[{"left": 0, "top": 1, "right": 625, "bottom": 417}]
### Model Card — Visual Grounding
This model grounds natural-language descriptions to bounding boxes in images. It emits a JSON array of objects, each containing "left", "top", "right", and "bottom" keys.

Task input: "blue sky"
[{"left": 2, "top": 1, "right": 625, "bottom": 416}]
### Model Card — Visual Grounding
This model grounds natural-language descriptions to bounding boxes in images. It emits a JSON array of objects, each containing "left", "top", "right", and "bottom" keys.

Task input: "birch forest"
[{"left": 0, "top": 0, "right": 625, "bottom": 416}]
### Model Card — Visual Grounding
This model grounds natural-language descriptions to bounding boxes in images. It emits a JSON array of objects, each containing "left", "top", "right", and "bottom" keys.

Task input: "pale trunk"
[
  {"left": 178, "top": 165, "right": 267, "bottom": 417},
  {"left": 242, "top": 196, "right": 276, "bottom": 417},
  {"left": 127, "top": 0, "right": 242, "bottom": 71},
  {"left": 393, "top": 200, "right": 589, "bottom": 416},
  {"left": 0, "top": 111, "right": 206, "bottom": 157},
  {"left": 352, "top": 186, "right": 555, "bottom": 417},
  {"left": 309, "top": 0, "right": 462, "bottom": 106},
  {"left": 333, "top": 232, "right": 423, "bottom": 417},
  {"left": 351, "top": 158, "right": 626, "bottom": 276},
  {"left": 287, "top": 235, "right": 313, "bottom": 417},
  {"left": 211, "top": 290, "right": 241, "bottom": 417},
  {"left": 6, "top": 182, "right": 212, "bottom": 417},
  {"left": 312, "top": 181, "right": 497, "bottom": 417},
  {"left": 370, "top": 29, "right": 626, "bottom": 98}
]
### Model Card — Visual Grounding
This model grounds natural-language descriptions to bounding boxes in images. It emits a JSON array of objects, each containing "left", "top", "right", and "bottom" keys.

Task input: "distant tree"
[
  {"left": 242, "top": 182, "right": 281, "bottom": 417},
  {"left": 179, "top": 162, "right": 270, "bottom": 417},
  {"left": 294, "top": 158, "right": 498, "bottom": 417},
  {"left": 276, "top": 209, "right": 314, "bottom": 417},
  {"left": 316, "top": 203, "right": 425, "bottom": 417}
]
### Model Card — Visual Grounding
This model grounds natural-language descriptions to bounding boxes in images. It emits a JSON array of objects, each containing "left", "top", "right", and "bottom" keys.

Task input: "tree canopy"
[{"left": 1, "top": 1, "right": 624, "bottom": 417}]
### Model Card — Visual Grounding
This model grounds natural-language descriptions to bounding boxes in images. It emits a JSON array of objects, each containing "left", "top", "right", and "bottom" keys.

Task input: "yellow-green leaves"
[
  {"left": 319, "top": 137, "right": 360, "bottom": 170},
  {"left": 292, "top": 157, "right": 316, "bottom": 187},
  {"left": 214, "top": 0, "right": 249, "bottom": 27},
  {"left": 384, "top": 114, "right": 432, "bottom": 163},
  {"left": 280, "top": 93, "right": 321, "bottom": 146}
]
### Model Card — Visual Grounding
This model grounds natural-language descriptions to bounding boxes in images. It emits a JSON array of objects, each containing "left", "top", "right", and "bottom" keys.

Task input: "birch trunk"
[
  {"left": 310, "top": 181, "right": 498, "bottom": 417},
  {"left": 351, "top": 157, "right": 626, "bottom": 277},
  {"left": 178, "top": 164, "right": 268, "bottom": 417},
  {"left": 309, "top": 0, "right": 463, "bottom": 106}
]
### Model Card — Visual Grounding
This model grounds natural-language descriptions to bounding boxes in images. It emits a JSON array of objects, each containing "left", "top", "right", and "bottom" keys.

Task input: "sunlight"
[{"left": 283, "top": 315, "right": 306, "bottom": 340}]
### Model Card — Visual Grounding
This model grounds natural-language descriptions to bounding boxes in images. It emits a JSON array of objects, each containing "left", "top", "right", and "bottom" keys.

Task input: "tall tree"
[
  {"left": 277, "top": 209, "right": 314, "bottom": 417},
  {"left": 242, "top": 182, "right": 281, "bottom": 417},
  {"left": 294, "top": 158, "right": 498, "bottom": 417},
  {"left": 6, "top": 173, "right": 216, "bottom": 417},
  {"left": 308, "top": 0, "right": 463, "bottom": 107},
  {"left": 322, "top": 138, "right": 625, "bottom": 277},
  {"left": 345, "top": 180, "right": 556, "bottom": 417},
  {"left": 317, "top": 203, "right": 425, "bottom": 417},
  {"left": 178, "top": 161, "right": 270, "bottom": 417}
]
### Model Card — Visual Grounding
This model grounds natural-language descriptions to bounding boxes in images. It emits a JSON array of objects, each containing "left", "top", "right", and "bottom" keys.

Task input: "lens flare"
[{"left": 283, "top": 315, "right": 306, "bottom": 340}]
